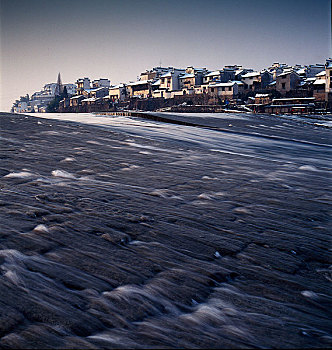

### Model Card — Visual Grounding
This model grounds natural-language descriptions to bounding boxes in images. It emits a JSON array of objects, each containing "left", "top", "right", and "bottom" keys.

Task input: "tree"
[
  {"left": 19, "top": 95, "right": 29, "bottom": 102},
  {"left": 46, "top": 95, "right": 61, "bottom": 112},
  {"left": 62, "top": 86, "right": 68, "bottom": 99},
  {"left": 46, "top": 88, "right": 69, "bottom": 112}
]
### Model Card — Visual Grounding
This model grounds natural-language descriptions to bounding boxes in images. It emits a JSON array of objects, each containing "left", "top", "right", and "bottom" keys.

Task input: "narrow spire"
[{"left": 55, "top": 72, "right": 63, "bottom": 96}]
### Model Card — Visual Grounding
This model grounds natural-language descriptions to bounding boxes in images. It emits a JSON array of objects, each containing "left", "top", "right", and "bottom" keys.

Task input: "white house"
[
  {"left": 43, "top": 83, "right": 58, "bottom": 95},
  {"left": 108, "top": 84, "right": 127, "bottom": 101},
  {"left": 92, "top": 79, "right": 111, "bottom": 88},
  {"left": 159, "top": 68, "right": 185, "bottom": 91},
  {"left": 179, "top": 67, "right": 207, "bottom": 89},
  {"left": 312, "top": 70, "right": 326, "bottom": 101},
  {"left": 13, "top": 101, "right": 28, "bottom": 113},
  {"left": 126, "top": 80, "right": 152, "bottom": 98},
  {"left": 325, "top": 58, "right": 332, "bottom": 100},
  {"left": 209, "top": 81, "right": 243, "bottom": 99},
  {"left": 76, "top": 78, "right": 91, "bottom": 95},
  {"left": 203, "top": 71, "right": 221, "bottom": 84},
  {"left": 241, "top": 72, "right": 261, "bottom": 90},
  {"left": 64, "top": 83, "right": 77, "bottom": 96}
]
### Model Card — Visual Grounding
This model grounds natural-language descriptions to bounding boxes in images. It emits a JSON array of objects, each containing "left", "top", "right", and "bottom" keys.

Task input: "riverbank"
[{"left": 0, "top": 112, "right": 331, "bottom": 348}]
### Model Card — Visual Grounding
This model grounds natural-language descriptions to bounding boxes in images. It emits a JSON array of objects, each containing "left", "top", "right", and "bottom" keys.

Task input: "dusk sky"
[{"left": 0, "top": 0, "right": 331, "bottom": 111}]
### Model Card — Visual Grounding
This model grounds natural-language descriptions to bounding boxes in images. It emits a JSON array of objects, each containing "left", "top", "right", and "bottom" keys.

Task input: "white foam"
[
  {"left": 301, "top": 290, "right": 319, "bottom": 299},
  {"left": 33, "top": 224, "right": 49, "bottom": 233},
  {"left": 202, "top": 175, "right": 219, "bottom": 180},
  {"left": 314, "top": 121, "right": 332, "bottom": 128},
  {"left": 61, "top": 157, "right": 76, "bottom": 162},
  {"left": 86, "top": 140, "right": 103, "bottom": 145},
  {"left": 51, "top": 170, "right": 76, "bottom": 179},
  {"left": 79, "top": 175, "right": 94, "bottom": 181},
  {"left": 4, "top": 171, "right": 35, "bottom": 178},
  {"left": 233, "top": 207, "right": 251, "bottom": 214},
  {"left": 4, "top": 270, "right": 21, "bottom": 286},
  {"left": 198, "top": 193, "right": 213, "bottom": 200},
  {"left": 298, "top": 165, "right": 319, "bottom": 171},
  {"left": 198, "top": 192, "right": 225, "bottom": 200},
  {"left": 149, "top": 189, "right": 172, "bottom": 198},
  {"left": 121, "top": 165, "right": 140, "bottom": 171}
]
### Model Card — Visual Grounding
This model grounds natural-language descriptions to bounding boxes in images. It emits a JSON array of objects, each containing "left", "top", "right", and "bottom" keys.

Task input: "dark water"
[{"left": 0, "top": 112, "right": 331, "bottom": 349}]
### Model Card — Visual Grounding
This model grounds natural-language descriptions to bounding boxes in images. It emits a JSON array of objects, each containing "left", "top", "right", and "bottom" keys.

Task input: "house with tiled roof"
[{"left": 276, "top": 69, "right": 301, "bottom": 95}]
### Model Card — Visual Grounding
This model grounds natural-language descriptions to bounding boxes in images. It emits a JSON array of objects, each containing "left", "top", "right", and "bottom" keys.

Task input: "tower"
[{"left": 54, "top": 72, "right": 63, "bottom": 96}]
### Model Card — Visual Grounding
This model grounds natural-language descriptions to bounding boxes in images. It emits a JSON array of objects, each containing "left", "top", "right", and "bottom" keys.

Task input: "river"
[{"left": 0, "top": 111, "right": 331, "bottom": 348}]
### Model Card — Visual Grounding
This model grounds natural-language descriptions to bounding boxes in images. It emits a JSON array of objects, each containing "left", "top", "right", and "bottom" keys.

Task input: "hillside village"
[{"left": 12, "top": 58, "right": 332, "bottom": 115}]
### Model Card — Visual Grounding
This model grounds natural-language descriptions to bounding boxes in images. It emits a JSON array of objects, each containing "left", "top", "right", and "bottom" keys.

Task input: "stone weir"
[{"left": 96, "top": 111, "right": 203, "bottom": 127}]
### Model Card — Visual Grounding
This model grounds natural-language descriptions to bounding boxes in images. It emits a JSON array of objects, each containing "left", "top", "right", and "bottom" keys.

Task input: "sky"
[{"left": 0, "top": 0, "right": 331, "bottom": 111}]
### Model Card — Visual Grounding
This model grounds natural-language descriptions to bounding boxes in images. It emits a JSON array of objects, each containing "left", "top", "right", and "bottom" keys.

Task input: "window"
[
  {"left": 211, "top": 88, "right": 214, "bottom": 92},
  {"left": 282, "top": 83, "right": 286, "bottom": 89}
]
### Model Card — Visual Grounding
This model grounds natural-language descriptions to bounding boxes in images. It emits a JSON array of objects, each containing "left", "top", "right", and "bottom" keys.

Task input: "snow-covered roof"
[
  {"left": 127, "top": 80, "right": 151, "bottom": 86},
  {"left": 278, "top": 69, "right": 295, "bottom": 77},
  {"left": 269, "top": 81, "right": 276, "bottom": 85},
  {"left": 205, "top": 70, "right": 221, "bottom": 77},
  {"left": 305, "top": 77, "right": 317, "bottom": 81},
  {"left": 241, "top": 72, "right": 260, "bottom": 78},
  {"left": 180, "top": 73, "right": 194, "bottom": 79},
  {"left": 110, "top": 84, "right": 125, "bottom": 89},
  {"left": 313, "top": 80, "right": 325, "bottom": 85},
  {"left": 92, "top": 87, "right": 108, "bottom": 91},
  {"left": 316, "top": 70, "right": 326, "bottom": 77},
  {"left": 93, "top": 78, "right": 109, "bottom": 82},
  {"left": 255, "top": 94, "right": 269, "bottom": 97},
  {"left": 296, "top": 68, "right": 306, "bottom": 74},
  {"left": 160, "top": 72, "right": 172, "bottom": 78},
  {"left": 232, "top": 80, "right": 244, "bottom": 85},
  {"left": 209, "top": 81, "right": 238, "bottom": 87},
  {"left": 235, "top": 69, "right": 244, "bottom": 75},
  {"left": 83, "top": 88, "right": 98, "bottom": 93},
  {"left": 71, "top": 95, "right": 84, "bottom": 99},
  {"left": 152, "top": 79, "right": 161, "bottom": 86},
  {"left": 81, "top": 97, "right": 98, "bottom": 102}
]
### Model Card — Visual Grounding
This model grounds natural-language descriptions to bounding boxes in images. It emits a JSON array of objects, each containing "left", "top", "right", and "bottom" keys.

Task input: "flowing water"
[{"left": 0, "top": 111, "right": 331, "bottom": 348}]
